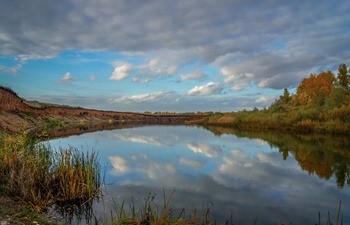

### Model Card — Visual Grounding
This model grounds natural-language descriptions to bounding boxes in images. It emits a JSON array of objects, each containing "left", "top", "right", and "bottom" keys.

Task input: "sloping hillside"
[{"left": 0, "top": 87, "right": 199, "bottom": 133}]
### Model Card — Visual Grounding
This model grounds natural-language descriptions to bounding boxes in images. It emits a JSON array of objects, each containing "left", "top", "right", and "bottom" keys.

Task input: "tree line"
[
  {"left": 272, "top": 63, "right": 350, "bottom": 112},
  {"left": 199, "top": 63, "right": 350, "bottom": 134}
]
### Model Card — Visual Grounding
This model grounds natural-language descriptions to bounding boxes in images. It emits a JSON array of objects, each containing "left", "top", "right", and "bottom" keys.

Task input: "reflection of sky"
[{"left": 47, "top": 125, "right": 350, "bottom": 224}]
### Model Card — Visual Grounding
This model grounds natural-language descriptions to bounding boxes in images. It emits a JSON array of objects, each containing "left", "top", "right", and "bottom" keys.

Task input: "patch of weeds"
[
  {"left": 0, "top": 195, "right": 61, "bottom": 225},
  {"left": 0, "top": 133, "right": 101, "bottom": 212}
]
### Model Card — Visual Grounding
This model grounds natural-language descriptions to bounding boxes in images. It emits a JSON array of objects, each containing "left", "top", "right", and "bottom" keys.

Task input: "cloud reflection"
[
  {"left": 179, "top": 157, "right": 203, "bottom": 170},
  {"left": 109, "top": 127, "right": 185, "bottom": 147},
  {"left": 111, "top": 133, "right": 165, "bottom": 146},
  {"left": 109, "top": 156, "right": 130, "bottom": 175},
  {"left": 185, "top": 143, "right": 222, "bottom": 158}
]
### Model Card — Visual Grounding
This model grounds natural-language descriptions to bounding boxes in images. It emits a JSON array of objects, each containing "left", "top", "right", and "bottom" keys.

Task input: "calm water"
[{"left": 47, "top": 125, "right": 350, "bottom": 224}]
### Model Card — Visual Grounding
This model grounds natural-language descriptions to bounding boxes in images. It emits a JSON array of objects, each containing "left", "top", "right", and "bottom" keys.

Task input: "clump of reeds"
[
  {"left": 0, "top": 132, "right": 101, "bottom": 211},
  {"left": 52, "top": 147, "right": 101, "bottom": 203},
  {"left": 104, "top": 191, "right": 346, "bottom": 225},
  {"left": 107, "top": 191, "right": 211, "bottom": 225}
]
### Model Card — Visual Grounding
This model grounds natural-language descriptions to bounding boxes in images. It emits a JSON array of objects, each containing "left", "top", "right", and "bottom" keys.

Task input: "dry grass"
[
  {"left": 105, "top": 192, "right": 213, "bottom": 225},
  {"left": 0, "top": 132, "right": 101, "bottom": 212}
]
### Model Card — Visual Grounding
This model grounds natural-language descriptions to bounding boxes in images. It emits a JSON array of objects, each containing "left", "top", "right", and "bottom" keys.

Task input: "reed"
[
  {"left": 52, "top": 147, "right": 101, "bottom": 203},
  {"left": 103, "top": 193, "right": 345, "bottom": 225},
  {"left": 106, "top": 191, "right": 211, "bottom": 225},
  {"left": 0, "top": 132, "right": 101, "bottom": 211}
]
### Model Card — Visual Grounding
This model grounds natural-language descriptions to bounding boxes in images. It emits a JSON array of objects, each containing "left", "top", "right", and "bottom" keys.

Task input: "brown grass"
[{"left": 0, "top": 132, "right": 101, "bottom": 212}]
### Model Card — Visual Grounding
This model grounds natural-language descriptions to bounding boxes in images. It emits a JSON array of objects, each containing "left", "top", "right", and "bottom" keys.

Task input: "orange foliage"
[{"left": 296, "top": 71, "right": 335, "bottom": 105}]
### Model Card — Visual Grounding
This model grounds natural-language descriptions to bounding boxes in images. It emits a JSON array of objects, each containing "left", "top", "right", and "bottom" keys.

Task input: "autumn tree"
[{"left": 296, "top": 71, "right": 335, "bottom": 105}]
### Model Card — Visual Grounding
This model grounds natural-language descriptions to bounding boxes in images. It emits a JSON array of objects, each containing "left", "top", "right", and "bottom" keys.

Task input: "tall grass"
[
  {"left": 53, "top": 147, "right": 101, "bottom": 203},
  {"left": 102, "top": 192, "right": 344, "bottom": 225},
  {"left": 107, "top": 191, "right": 210, "bottom": 225},
  {"left": 0, "top": 132, "right": 101, "bottom": 211}
]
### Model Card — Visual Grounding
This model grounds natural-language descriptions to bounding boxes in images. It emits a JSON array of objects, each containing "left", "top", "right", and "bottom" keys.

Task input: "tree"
[
  {"left": 281, "top": 88, "right": 291, "bottom": 103},
  {"left": 337, "top": 63, "right": 349, "bottom": 91},
  {"left": 296, "top": 71, "right": 335, "bottom": 105}
]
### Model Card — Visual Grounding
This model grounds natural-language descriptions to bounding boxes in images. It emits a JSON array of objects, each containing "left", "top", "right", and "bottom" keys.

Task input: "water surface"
[{"left": 47, "top": 125, "right": 350, "bottom": 224}]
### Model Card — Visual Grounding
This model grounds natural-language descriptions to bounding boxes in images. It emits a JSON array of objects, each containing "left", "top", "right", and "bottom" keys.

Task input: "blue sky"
[{"left": 1, "top": 0, "right": 349, "bottom": 112}]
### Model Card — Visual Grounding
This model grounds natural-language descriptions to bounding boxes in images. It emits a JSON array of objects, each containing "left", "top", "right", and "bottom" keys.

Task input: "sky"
[{"left": 0, "top": 0, "right": 349, "bottom": 112}]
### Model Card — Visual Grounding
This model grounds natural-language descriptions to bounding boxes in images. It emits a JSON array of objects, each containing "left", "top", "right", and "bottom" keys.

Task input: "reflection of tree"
[
  {"left": 333, "top": 163, "right": 350, "bottom": 187},
  {"left": 203, "top": 126, "right": 350, "bottom": 188}
]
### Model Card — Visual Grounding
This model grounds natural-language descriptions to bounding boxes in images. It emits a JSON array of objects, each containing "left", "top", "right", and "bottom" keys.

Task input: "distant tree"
[
  {"left": 281, "top": 88, "right": 291, "bottom": 103},
  {"left": 337, "top": 63, "right": 349, "bottom": 91},
  {"left": 269, "top": 88, "right": 291, "bottom": 112}
]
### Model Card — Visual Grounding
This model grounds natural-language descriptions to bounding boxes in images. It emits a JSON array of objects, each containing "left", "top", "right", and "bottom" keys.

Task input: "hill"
[{"left": 0, "top": 86, "right": 199, "bottom": 133}]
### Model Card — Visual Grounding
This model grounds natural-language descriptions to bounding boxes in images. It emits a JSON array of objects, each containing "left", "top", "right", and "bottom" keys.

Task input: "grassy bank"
[
  {"left": 195, "top": 103, "right": 350, "bottom": 134},
  {"left": 0, "top": 132, "right": 101, "bottom": 212},
  {"left": 194, "top": 65, "right": 350, "bottom": 134}
]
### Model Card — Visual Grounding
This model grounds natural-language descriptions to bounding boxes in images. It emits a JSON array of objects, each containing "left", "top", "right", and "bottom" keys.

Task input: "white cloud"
[
  {"left": 148, "top": 59, "right": 160, "bottom": 73},
  {"left": 221, "top": 67, "right": 255, "bottom": 91},
  {"left": 0, "top": 0, "right": 348, "bottom": 97},
  {"left": 255, "top": 96, "right": 277, "bottom": 105},
  {"left": 167, "top": 65, "right": 178, "bottom": 74},
  {"left": 0, "top": 64, "right": 23, "bottom": 74},
  {"left": 146, "top": 59, "right": 178, "bottom": 76},
  {"left": 114, "top": 91, "right": 168, "bottom": 103},
  {"left": 179, "top": 71, "right": 208, "bottom": 81},
  {"left": 109, "top": 64, "right": 132, "bottom": 80},
  {"left": 0, "top": 0, "right": 348, "bottom": 93},
  {"left": 61, "top": 72, "right": 72, "bottom": 81},
  {"left": 132, "top": 77, "right": 150, "bottom": 83},
  {"left": 58, "top": 72, "right": 76, "bottom": 84},
  {"left": 17, "top": 53, "right": 56, "bottom": 62},
  {"left": 187, "top": 82, "right": 223, "bottom": 96}
]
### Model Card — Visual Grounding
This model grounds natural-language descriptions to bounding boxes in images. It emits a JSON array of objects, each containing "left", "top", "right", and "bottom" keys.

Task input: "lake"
[{"left": 46, "top": 125, "right": 350, "bottom": 224}]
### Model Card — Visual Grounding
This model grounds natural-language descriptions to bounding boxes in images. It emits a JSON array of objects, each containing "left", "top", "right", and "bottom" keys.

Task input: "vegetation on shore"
[
  {"left": 0, "top": 132, "right": 101, "bottom": 212},
  {"left": 196, "top": 63, "right": 350, "bottom": 134}
]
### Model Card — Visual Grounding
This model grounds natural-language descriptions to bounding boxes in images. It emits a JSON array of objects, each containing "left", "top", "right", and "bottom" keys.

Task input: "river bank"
[{"left": 0, "top": 86, "right": 201, "bottom": 134}]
